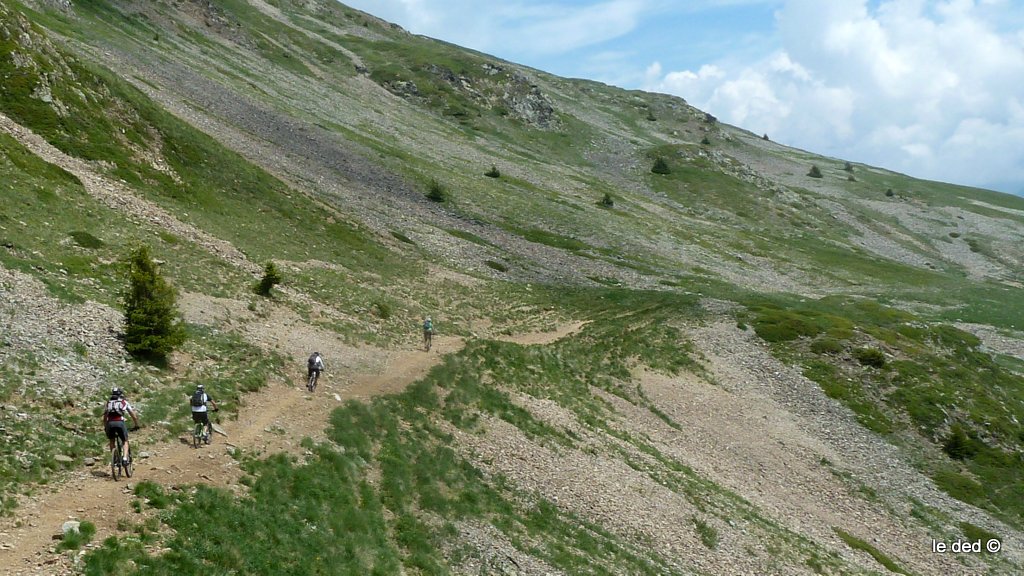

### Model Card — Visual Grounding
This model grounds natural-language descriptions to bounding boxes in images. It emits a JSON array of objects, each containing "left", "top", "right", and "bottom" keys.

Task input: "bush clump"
[
  {"left": 598, "top": 193, "right": 614, "bottom": 208},
  {"left": 852, "top": 347, "right": 886, "bottom": 368},
  {"left": 651, "top": 157, "right": 671, "bottom": 175},
  {"left": 484, "top": 260, "right": 508, "bottom": 272},
  {"left": 484, "top": 165, "right": 500, "bottom": 178},
  {"left": 426, "top": 178, "right": 449, "bottom": 202},
  {"left": 122, "top": 246, "right": 186, "bottom": 362},
  {"left": 391, "top": 230, "right": 415, "bottom": 244},
  {"left": 810, "top": 337, "right": 843, "bottom": 355},
  {"left": 70, "top": 230, "right": 105, "bottom": 249},
  {"left": 255, "top": 261, "right": 282, "bottom": 296},
  {"left": 807, "top": 165, "right": 823, "bottom": 178},
  {"left": 373, "top": 300, "right": 392, "bottom": 319}
]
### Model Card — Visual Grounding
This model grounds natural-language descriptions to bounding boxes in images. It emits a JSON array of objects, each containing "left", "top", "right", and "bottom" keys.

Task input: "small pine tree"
[
  {"left": 943, "top": 425, "right": 980, "bottom": 460},
  {"left": 426, "top": 178, "right": 449, "bottom": 202},
  {"left": 701, "top": 136, "right": 711, "bottom": 146},
  {"left": 843, "top": 161, "right": 854, "bottom": 172},
  {"left": 484, "top": 165, "right": 500, "bottom": 178},
  {"left": 885, "top": 188, "right": 895, "bottom": 197},
  {"left": 256, "top": 261, "right": 282, "bottom": 296},
  {"left": 598, "top": 192, "right": 614, "bottom": 208},
  {"left": 762, "top": 133, "right": 770, "bottom": 140},
  {"left": 807, "top": 165, "right": 823, "bottom": 178},
  {"left": 646, "top": 109, "right": 656, "bottom": 121},
  {"left": 651, "top": 157, "right": 671, "bottom": 175},
  {"left": 122, "top": 246, "right": 185, "bottom": 362}
]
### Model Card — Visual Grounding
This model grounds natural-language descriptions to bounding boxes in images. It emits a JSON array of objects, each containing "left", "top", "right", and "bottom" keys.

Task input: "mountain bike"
[
  {"left": 307, "top": 369, "right": 321, "bottom": 392},
  {"left": 192, "top": 420, "right": 209, "bottom": 448},
  {"left": 111, "top": 435, "right": 133, "bottom": 481},
  {"left": 192, "top": 410, "right": 218, "bottom": 447}
]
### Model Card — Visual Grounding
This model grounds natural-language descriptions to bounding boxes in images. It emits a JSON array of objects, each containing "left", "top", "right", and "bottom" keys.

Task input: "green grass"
[
  {"left": 833, "top": 527, "right": 911, "bottom": 575},
  {"left": 742, "top": 294, "right": 1024, "bottom": 527},
  {"left": 1, "top": 15, "right": 406, "bottom": 278},
  {"left": 0, "top": 320, "right": 281, "bottom": 514},
  {"left": 693, "top": 516, "right": 719, "bottom": 549},
  {"left": 57, "top": 520, "right": 96, "bottom": 551},
  {"left": 445, "top": 228, "right": 495, "bottom": 248},
  {"left": 80, "top": 293, "right": 858, "bottom": 573},
  {"left": 5, "top": 1, "right": 1024, "bottom": 573},
  {"left": 511, "top": 226, "right": 591, "bottom": 252}
]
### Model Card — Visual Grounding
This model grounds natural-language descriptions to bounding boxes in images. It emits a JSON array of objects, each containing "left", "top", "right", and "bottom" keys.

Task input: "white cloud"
[
  {"left": 644, "top": 0, "right": 1024, "bottom": 194},
  {"left": 344, "top": 0, "right": 648, "bottom": 57}
]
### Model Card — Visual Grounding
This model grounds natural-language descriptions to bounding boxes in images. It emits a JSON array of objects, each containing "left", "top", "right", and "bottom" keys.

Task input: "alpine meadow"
[{"left": 2, "top": 1, "right": 1024, "bottom": 574}]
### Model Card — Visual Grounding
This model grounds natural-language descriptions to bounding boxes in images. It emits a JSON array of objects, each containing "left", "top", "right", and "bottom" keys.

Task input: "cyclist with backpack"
[
  {"left": 307, "top": 352, "right": 325, "bottom": 391},
  {"left": 422, "top": 316, "right": 433, "bottom": 351},
  {"left": 190, "top": 384, "right": 219, "bottom": 442},
  {"left": 102, "top": 387, "right": 140, "bottom": 465}
]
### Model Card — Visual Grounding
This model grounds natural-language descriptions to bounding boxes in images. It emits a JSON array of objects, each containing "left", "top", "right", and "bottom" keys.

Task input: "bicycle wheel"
[
  {"left": 111, "top": 441, "right": 122, "bottom": 481},
  {"left": 124, "top": 446, "right": 134, "bottom": 478},
  {"left": 308, "top": 372, "right": 317, "bottom": 392},
  {"left": 193, "top": 423, "right": 202, "bottom": 448}
]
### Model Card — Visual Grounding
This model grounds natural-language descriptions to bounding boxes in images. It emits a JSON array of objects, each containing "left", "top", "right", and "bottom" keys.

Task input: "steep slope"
[{"left": 2, "top": 1, "right": 1024, "bottom": 575}]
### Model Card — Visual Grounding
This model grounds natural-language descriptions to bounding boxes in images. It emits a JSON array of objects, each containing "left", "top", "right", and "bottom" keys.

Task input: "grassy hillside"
[{"left": 2, "top": 0, "right": 1023, "bottom": 574}]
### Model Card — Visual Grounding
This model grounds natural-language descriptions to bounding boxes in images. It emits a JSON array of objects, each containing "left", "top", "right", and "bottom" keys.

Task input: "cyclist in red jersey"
[{"left": 102, "top": 387, "right": 140, "bottom": 465}]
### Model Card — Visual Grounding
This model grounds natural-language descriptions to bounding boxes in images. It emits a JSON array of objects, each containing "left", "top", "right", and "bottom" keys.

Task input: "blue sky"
[{"left": 340, "top": 1, "right": 1024, "bottom": 196}]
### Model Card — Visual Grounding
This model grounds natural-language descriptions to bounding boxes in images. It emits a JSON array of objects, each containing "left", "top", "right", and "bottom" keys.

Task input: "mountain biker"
[
  {"left": 102, "top": 387, "right": 140, "bottom": 465},
  {"left": 307, "top": 352, "right": 325, "bottom": 386},
  {"left": 422, "top": 316, "right": 433, "bottom": 350},
  {"left": 190, "top": 384, "right": 219, "bottom": 441}
]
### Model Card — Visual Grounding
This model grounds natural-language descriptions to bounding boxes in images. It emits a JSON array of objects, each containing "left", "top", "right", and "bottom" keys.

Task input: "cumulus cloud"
[{"left": 644, "top": 0, "right": 1024, "bottom": 194}]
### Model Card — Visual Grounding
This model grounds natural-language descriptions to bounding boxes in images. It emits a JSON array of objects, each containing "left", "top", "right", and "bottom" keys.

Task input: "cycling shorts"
[{"left": 105, "top": 420, "right": 128, "bottom": 441}]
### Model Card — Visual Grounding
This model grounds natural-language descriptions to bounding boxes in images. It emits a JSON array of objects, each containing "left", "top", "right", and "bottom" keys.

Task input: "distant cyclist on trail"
[
  {"left": 422, "top": 316, "right": 433, "bottom": 351},
  {"left": 190, "top": 384, "right": 219, "bottom": 440},
  {"left": 103, "top": 387, "right": 140, "bottom": 466},
  {"left": 307, "top": 352, "right": 325, "bottom": 391}
]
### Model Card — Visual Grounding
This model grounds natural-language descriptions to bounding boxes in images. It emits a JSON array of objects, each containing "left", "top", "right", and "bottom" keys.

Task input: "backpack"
[
  {"left": 106, "top": 399, "right": 125, "bottom": 418},
  {"left": 308, "top": 354, "right": 319, "bottom": 370},
  {"left": 190, "top": 390, "right": 206, "bottom": 407}
]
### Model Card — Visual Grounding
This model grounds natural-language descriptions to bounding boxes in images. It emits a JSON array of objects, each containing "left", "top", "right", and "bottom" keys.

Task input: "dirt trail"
[{"left": 0, "top": 323, "right": 575, "bottom": 575}]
